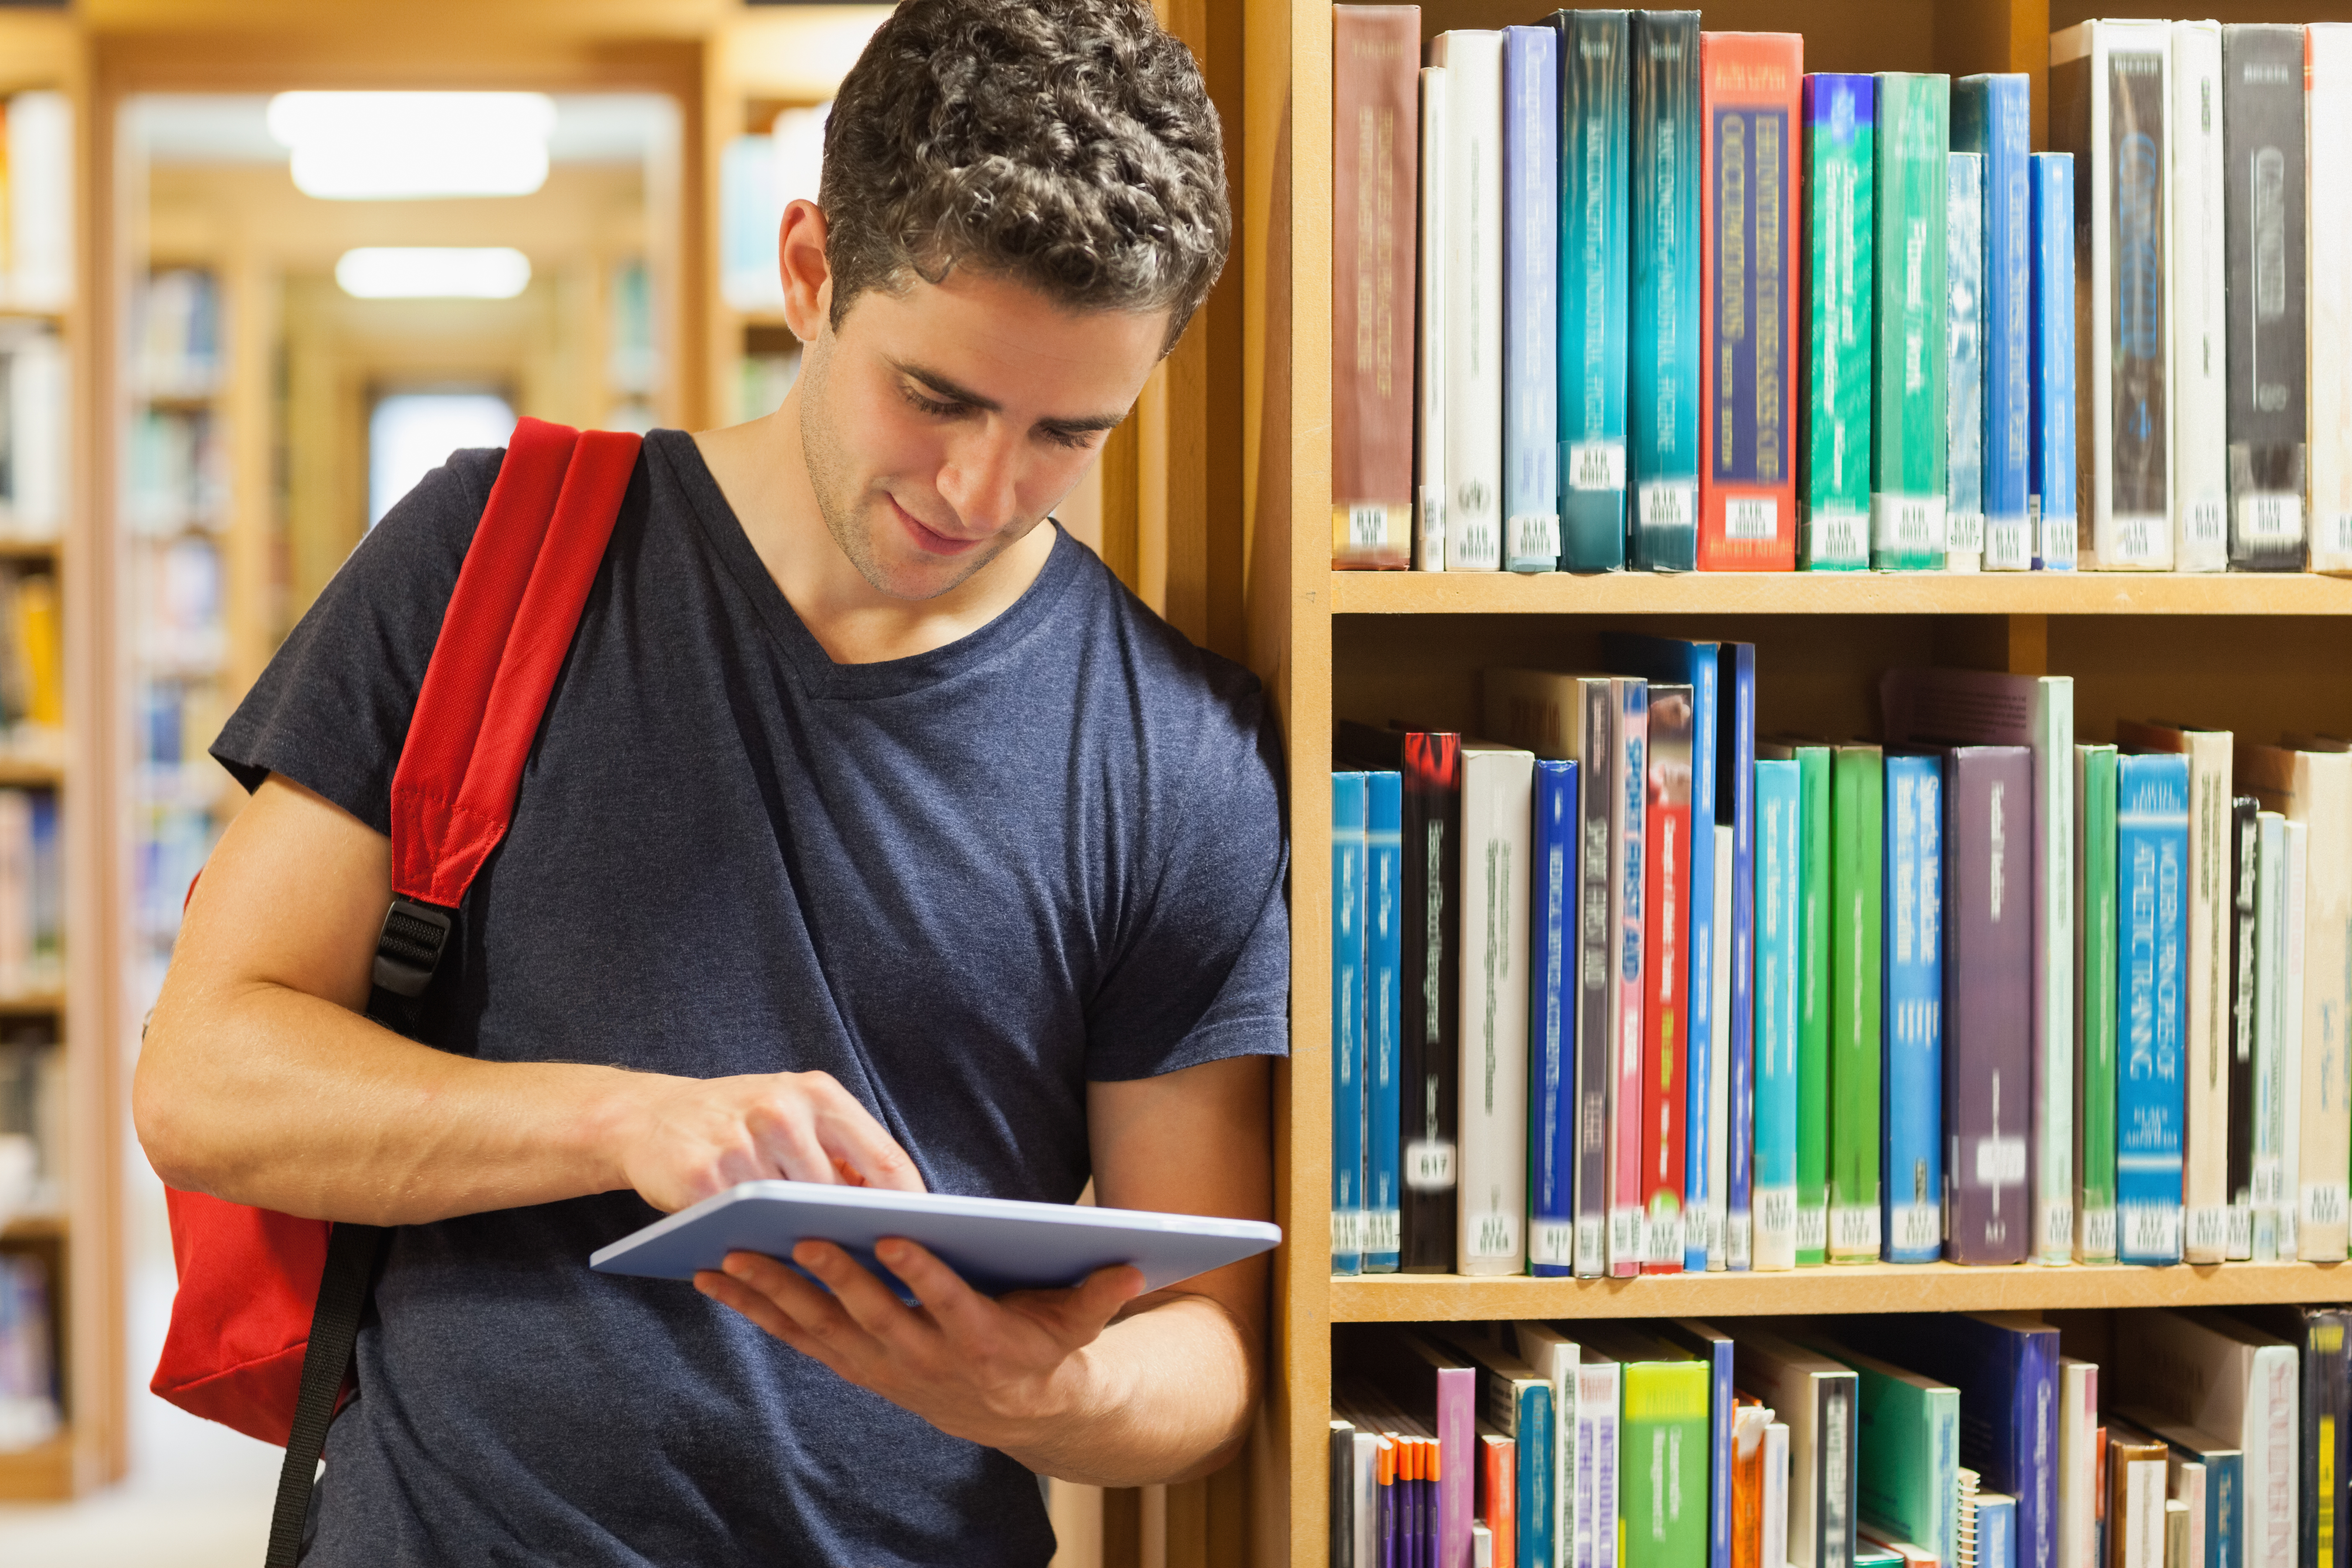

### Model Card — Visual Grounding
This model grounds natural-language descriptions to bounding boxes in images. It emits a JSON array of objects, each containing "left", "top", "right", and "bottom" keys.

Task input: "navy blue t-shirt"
[{"left": 211, "top": 429, "right": 1290, "bottom": 1565}]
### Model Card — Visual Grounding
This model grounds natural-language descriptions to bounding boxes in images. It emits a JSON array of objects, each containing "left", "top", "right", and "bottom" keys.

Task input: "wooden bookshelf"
[{"left": 1333, "top": 568, "right": 2352, "bottom": 617}]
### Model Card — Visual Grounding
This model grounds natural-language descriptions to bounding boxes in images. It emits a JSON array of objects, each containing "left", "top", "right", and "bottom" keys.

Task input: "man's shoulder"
[{"left": 1061, "top": 539, "right": 1266, "bottom": 740}]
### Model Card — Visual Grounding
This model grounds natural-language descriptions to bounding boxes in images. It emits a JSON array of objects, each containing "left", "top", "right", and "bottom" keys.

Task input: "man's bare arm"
[{"left": 136, "top": 774, "right": 921, "bottom": 1224}]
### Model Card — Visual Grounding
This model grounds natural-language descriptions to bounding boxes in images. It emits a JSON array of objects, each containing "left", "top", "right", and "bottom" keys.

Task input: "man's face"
[{"left": 793, "top": 261, "right": 1168, "bottom": 603}]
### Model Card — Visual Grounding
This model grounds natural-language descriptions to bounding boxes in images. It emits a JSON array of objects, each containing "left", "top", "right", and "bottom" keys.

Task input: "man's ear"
[{"left": 778, "top": 199, "right": 831, "bottom": 344}]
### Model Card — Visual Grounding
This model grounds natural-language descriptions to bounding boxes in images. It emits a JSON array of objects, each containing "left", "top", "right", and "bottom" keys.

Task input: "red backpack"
[{"left": 149, "top": 418, "right": 642, "bottom": 1567}]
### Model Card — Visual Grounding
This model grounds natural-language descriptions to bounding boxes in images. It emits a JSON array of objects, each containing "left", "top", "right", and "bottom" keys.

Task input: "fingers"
[
  {"left": 792, "top": 1240, "right": 927, "bottom": 1345},
  {"left": 735, "top": 1073, "right": 924, "bottom": 1192},
  {"left": 802, "top": 1077, "right": 926, "bottom": 1193}
]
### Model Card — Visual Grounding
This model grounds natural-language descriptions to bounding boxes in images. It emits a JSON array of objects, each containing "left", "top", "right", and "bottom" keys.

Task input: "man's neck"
[{"left": 692, "top": 402, "right": 1056, "bottom": 667}]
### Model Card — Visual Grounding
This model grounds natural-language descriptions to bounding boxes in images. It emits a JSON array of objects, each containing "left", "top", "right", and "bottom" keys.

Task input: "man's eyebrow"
[{"left": 894, "top": 361, "right": 1128, "bottom": 437}]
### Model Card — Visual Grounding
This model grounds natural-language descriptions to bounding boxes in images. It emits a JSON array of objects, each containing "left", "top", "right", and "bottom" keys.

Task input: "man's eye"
[{"left": 902, "top": 385, "right": 962, "bottom": 418}]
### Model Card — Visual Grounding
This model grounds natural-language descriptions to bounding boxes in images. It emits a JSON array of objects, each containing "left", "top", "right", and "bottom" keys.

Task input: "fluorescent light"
[
  {"left": 336, "top": 248, "right": 532, "bottom": 299},
  {"left": 268, "top": 92, "right": 554, "bottom": 199}
]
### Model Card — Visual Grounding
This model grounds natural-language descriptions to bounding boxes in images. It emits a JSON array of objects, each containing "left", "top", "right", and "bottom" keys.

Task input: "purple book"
[{"left": 1943, "top": 745, "right": 2036, "bottom": 1264}]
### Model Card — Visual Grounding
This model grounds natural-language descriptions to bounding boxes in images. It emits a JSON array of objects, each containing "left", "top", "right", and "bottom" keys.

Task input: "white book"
[
  {"left": 2310, "top": 26, "right": 2352, "bottom": 570},
  {"left": 2280, "top": 818, "right": 2308, "bottom": 1261},
  {"left": 1577, "top": 1355, "right": 1623, "bottom": 1568},
  {"left": 3, "top": 332, "right": 65, "bottom": 542},
  {"left": 1353, "top": 1429, "right": 1380, "bottom": 1568},
  {"left": 1732, "top": 1328, "right": 1857, "bottom": 1568},
  {"left": 1707, "top": 823, "right": 1733, "bottom": 1270},
  {"left": 1513, "top": 1323, "right": 1581, "bottom": 1568},
  {"left": 2169, "top": 1462, "right": 2206, "bottom": 1568},
  {"left": 2252, "top": 810, "right": 2288, "bottom": 1261},
  {"left": 0, "top": 793, "right": 30, "bottom": 1000},
  {"left": 5, "top": 94, "right": 71, "bottom": 314},
  {"left": 2113, "top": 1310, "right": 2300, "bottom": 1568},
  {"left": 1456, "top": 742, "right": 1533, "bottom": 1273},
  {"left": 1765, "top": 1421, "right": 1792, "bottom": 1568},
  {"left": 1416, "top": 65, "right": 1450, "bottom": 571},
  {"left": 2058, "top": 1357, "right": 2100, "bottom": 1568},
  {"left": 2169, "top": 21, "right": 2228, "bottom": 571},
  {"left": 2055, "top": 21, "right": 2176, "bottom": 570},
  {"left": 1428, "top": 31, "right": 1503, "bottom": 573}
]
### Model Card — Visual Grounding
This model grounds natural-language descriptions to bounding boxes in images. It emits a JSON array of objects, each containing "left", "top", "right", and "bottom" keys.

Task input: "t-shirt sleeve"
[
  {"left": 1084, "top": 677, "right": 1291, "bottom": 1081},
  {"left": 211, "top": 450, "right": 500, "bottom": 834}
]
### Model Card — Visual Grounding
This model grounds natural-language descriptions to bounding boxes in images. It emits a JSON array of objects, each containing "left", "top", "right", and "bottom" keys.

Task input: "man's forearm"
[{"left": 995, "top": 1291, "right": 1255, "bottom": 1488}]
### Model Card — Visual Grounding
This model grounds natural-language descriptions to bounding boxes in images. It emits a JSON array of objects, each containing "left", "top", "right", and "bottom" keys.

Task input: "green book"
[
  {"left": 1799, "top": 1337, "right": 1961, "bottom": 1568},
  {"left": 1800, "top": 75, "right": 1874, "bottom": 570},
  {"left": 1868, "top": 72, "right": 1952, "bottom": 570},
  {"left": 1761, "top": 740, "right": 1834, "bottom": 1264},
  {"left": 1620, "top": 1360, "right": 1711, "bottom": 1568},
  {"left": 1829, "top": 743, "right": 1885, "bottom": 1262},
  {"left": 2074, "top": 744, "right": 2120, "bottom": 1262}
]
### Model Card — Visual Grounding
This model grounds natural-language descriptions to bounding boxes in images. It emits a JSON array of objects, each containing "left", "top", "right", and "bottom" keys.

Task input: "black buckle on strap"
[{"left": 373, "top": 898, "right": 453, "bottom": 998}]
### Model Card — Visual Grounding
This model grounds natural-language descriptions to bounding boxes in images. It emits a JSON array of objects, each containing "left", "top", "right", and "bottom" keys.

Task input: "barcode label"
[
  {"left": 1609, "top": 1208, "right": 1643, "bottom": 1271},
  {"left": 1640, "top": 481, "right": 1695, "bottom": 529},
  {"left": 2239, "top": 493, "right": 2304, "bottom": 542},
  {"left": 1416, "top": 486, "right": 1447, "bottom": 569},
  {"left": 1330, "top": 1209, "right": 1362, "bottom": 1258},
  {"left": 1687, "top": 1207, "right": 1720, "bottom": 1264},
  {"left": 1974, "top": 1135, "right": 2028, "bottom": 1185},
  {"left": 1467, "top": 1209, "right": 1520, "bottom": 1260},
  {"left": 1508, "top": 513, "right": 1562, "bottom": 564},
  {"left": 2120, "top": 1202, "right": 2183, "bottom": 1259},
  {"left": 2254, "top": 1161, "right": 2283, "bottom": 1207},
  {"left": 2079, "top": 1204, "right": 2117, "bottom": 1261},
  {"left": 2038, "top": 1199, "right": 2074, "bottom": 1261},
  {"left": 1644, "top": 1213, "right": 1685, "bottom": 1264},
  {"left": 2226, "top": 1202, "right": 2253, "bottom": 1260},
  {"left": 1797, "top": 1203, "right": 1828, "bottom": 1252},
  {"left": 1726, "top": 1212, "right": 1753, "bottom": 1271},
  {"left": 2186, "top": 1204, "right": 2230, "bottom": 1258},
  {"left": 1808, "top": 509, "right": 1867, "bottom": 567},
  {"left": 1575, "top": 1217, "right": 1604, "bottom": 1275},
  {"left": 1530, "top": 1221, "right": 1576, "bottom": 1268},
  {"left": 1830, "top": 1204, "right": 1882, "bottom": 1256},
  {"left": 1947, "top": 511, "right": 1985, "bottom": 553},
  {"left": 1364, "top": 1209, "right": 1400, "bottom": 1255},
  {"left": 2321, "top": 511, "right": 2352, "bottom": 559},
  {"left": 1405, "top": 1140, "right": 1456, "bottom": 1191},
  {"left": 1873, "top": 493, "right": 1947, "bottom": 554},
  {"left": 1725, "top": 497, "right": 1778, "bottom": 541},
  {"left": 2038, "top": 508, "right": 2078, "bottom": 567},
  {"left": 1984, "top": 516, "right": 2032, "bottom": 570},
  {"left": 1890, "top": 1203, "right": 1940, "bottom": 1256},
  {"left": 1349, "top": 503, "right": 1391, "bottom": 549},
  {"left": 1568, "top": 441, "right": 1627, "bottom": 492},
  {"left": 2110, "top": 513, "right": 2166, "bottom": 565},
  {"left": 1450, "top": 513, "right": 1499, "bottom": 571},
  {"left": 2187, "top": 499, "right": 2226, "bottom": 547},
  {"left": 2304, "top": 1181, "right": 2348, "bottom": 1231}
]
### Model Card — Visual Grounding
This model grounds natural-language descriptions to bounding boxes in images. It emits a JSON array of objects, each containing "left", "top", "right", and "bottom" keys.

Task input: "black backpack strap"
[{"left": 262, "top": 1219, "right": 383, "bottom": 1568}]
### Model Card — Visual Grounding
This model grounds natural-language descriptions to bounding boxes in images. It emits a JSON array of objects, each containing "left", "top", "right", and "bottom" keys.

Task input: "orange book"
[
  {"left": 1695, "top": 32, "right": 1804, "bottom": 569},
  {"left": 1478, "top": 1430, "right": 1516, "bottom": 1568},
  {"left": 1733, "top": 1400, "right": 1772, "bottom": 1568}
]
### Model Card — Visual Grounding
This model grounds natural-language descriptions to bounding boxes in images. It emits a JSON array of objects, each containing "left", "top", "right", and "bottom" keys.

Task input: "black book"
[
  {"left": 2221, "top": 25, "right": 2307, "bottom": 570},
  {"left": 2226, "top": 795, "right": 2259, "bottom": 1258}
]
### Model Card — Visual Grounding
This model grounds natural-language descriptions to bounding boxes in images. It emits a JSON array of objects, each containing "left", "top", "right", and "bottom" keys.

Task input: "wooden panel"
[
  {"left": 1333, "top": 568, "right": 2352, "bottom": 616},
  {"left": 1333, "top": 1260, "right": 2352, "bottom": 1322},
  {"left": 0, "top": 1433, "right": 76, "bottom": 1502}
]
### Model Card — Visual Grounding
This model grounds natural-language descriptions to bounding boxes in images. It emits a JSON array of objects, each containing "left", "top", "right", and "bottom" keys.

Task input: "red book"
[
  {"left": 1331, "top": 5, "right": 1421, "bottom": 569},
  {"left": 1640, "top": 683, "right": 1695, "bottom": 1271},
  {"left": 1478, "top": 1431, "right": 1516, "bottom": 1568},
  {"left": 1695, "top": 31, "right": 1803, "bottom": 569}
]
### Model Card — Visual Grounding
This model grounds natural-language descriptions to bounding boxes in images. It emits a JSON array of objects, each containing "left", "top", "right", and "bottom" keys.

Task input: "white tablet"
[{"left": 590, "top": 1180, "right": 1281, "bottom": 1298}]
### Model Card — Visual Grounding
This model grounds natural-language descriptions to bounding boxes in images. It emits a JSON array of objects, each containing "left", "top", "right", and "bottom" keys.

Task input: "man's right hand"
[{"left": 614, "top": 1069, "right": 927, "bottom": 1213}]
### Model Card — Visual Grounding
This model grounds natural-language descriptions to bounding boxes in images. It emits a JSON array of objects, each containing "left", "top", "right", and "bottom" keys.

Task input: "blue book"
[
  {"left": 1834, "top": 1313, "right": 2058, "bottom": 1568},
  {"left": 1504, "top": 26, "right": 1562, "bottom": 573},
  {"left": 1366, "top": 771, "right": 1405, "bottom": 1272},
  {"left": 1753, "top": 757, "right": 1803, "bottom": 1270},
  {"left": 1529, "top": 759, "right": 1580, "bottom": 1276},
  {"left": 1881, "top": 753, "right": 1944, "bottom": 1263},
  {"left": 1952, "top": 75, "right": 2034, "bottom": 570},
  {"left": 1552, "top": 8, "right": 1632, "bottom": 571},
  {"left": 1976, "top": 1493, "right": 2019, "bottom": 1568},
  {"left": 2027, "top": 152, "right": 2078, "bottom": 571},
  {"left": 1602, "top": 634, "right": 1720, "bottom": 1270},
  {"left": 1332, "top": 773, "right": 1368, "bottom": 1275},
  {"left": 1519, "top": 1380, "right": 1556, "bottom": 1568},
  {"left": 1945, "top": 153, "right": 1986, "bottom": 569},
  {"left": 2117, "top": 751, "right": 2189, "bottom": 1266},
  {"left": 1628, "top": 10, "right": 1701, "bottom": 571},
  {"left": 1724, "top": 642, "right": 1758, "bottom": 1270},
  {"left": 1655, "top": 1320, "right": 1738, "bottom": 1568}
]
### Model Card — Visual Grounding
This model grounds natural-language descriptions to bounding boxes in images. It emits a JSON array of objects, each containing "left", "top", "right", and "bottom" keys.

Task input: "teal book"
[
  {"left": 1828, "top": 744, "right": 1885, "bottom": 1262},
  {"left": 1754, "top": 757, "right": 1804, "bottom": 1269},
  {"left": 1869, "top": 73, "right": 1951, "bottom": 570},
  {"left": 1551, "top": 8, "right": 1632, "bottom": 571},
  {"left": 1760, "top": 739, "right": 1833, "bottom": 1265},
  {"left": 1333, "top": 771, "right": 1368, "bottom": 1274},
  {"left": 1799, "top": 75, "right": 1874, "bottom": 569},
  {"left": 1799, "top": 1337, "right": 1960, "bottom": 1568},
  {"left": 1628, "top": 10, "right": 1701, "bottom": 571}
]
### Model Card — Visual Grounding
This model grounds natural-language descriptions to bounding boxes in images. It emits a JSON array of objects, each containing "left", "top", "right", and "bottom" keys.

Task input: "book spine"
[
  {"left": 1754, "top": 758, "right": 1803, "bottom": 1270},
  {"left": 1727, "top": 643, "right": 1759, "bottom": 1271},
  {"left": 1402, "top": 732, "right": 1464, "bottom": 1271},
  {"left": 1629, "top": 10, "right": 1702, "bottom": 571},
  {"left": 2032, "top": 681, "right": 2079, "bottom": 1267},
  {"left": 2219, "top": 26, "right": 2306, "bottom": 570},
  {"left": 1581, "top": 1362, "right": 1625, "bottom": 1568},
  {"left": 1800, "top": 74, "right": 1875, "bottom": 570},
  {"left": 1795, "top": 745, "right": 1833, "bottom": 1264},
  {"left": 1435, "top": 30, "right": 1504, "bottom": 572},
  {"left": 1766, "top": 1423, "right": 1793, "bottom": 1568},
  {"left": 1329, "top": 1419, "right": 1355, "bottom": 1568},
  {"left": 1708, "top": 1336, "right": 1739, "bottom": 1568},
  {"left": 1697, "top": 31, "right": 1803, "bottom": 570},
  {"left": 1945, "top": 747, "right": 2036, "bottom": 1264},
  {"left": 2179, "top": 737, "right": 2230, "bottom": 1264},
  {"left": 1643, "top": 686, "right": 1695, "bottom": 1272},
  {"left": 1504, "top": 26, "right": 1563, "bottom": 573},
  {"left": 2252, "top": 810, "right": 2286, "bottom": 1261},
  {"left": 2028, "top": 153, "right": 2080, "bottom": 570},
  {"left": 1954, "top": 75, "right": 2035, "bottom": 570},
  {"left": 2075, "top": 747, "right": 2121, "bottom": 1263},
  {"left": 1530, "top": 760, "right": 1580, "bottom": 1275},
  {"left": 1576, "top": 681, "right": 1618, "bottom": 1275},
  {"left": 2282, "top": 818, "right": 2308, "bottom": 1261},
  {"left": 2225, "top": 795, "right": 2259, "bottom": 1260},
  {"left": 1946, "top": 151, "right": 1987, "bottom": 571},
  {"left": 2169, "top": 21, "right": 2229, "bottom": 572},
  {"left": 1624, "top": 1364, "right": 1713, "bottom": 1568},
  {"left": 1459, "top": 749, "right": 1533, "bottom": 1275},
  {"left": 2254, "top": 1346, "right": 2299, "bottom": 1568},
  {"left": 1333, "top": 771, "right": 1368, "bottom": 1274},
  {"left": 1736, "top": 1408, "right": 1769, "bottom": 1568},
  {"left": 1685, "top": 657, "right": 1720, "bottom": 1271},
  {"left": 1869, "top": 73, "right": 1951, "bottom": 570},
  {"left": 1367, "top": 771, "right": 1406, "bottom": 1271},
  {"left": 1708, "top": 823, "right": 1733, "bottom": 1269},
  {"left": 2024, "top": 1335, "right": 2060, "bottom": 1568},
  {"left": 1557, "top": 9, "right": 1632, "bottom": 572},
  {"left": 1610, "top": 683, "right": 1652, "bottom": 1274},
  {"left": 2311, "top": 27, "right": 2352, "bottom": 570},
  {"left": 1829, "top": 745, "right": 1885, "bottom": 1262},
  {"left": 1443, "top": 1365, "right": 1477, "bottom": 1568},
  {"left": 1823, "top": 1374, "right": 1859, "bottom": 1568},
  {"left": 1418, "top": 65, "right": 1452, "bottom": 570},
  {"left": 2297, "top": 753, "right": 2352, "bottom": 1261},
  {"left": 1882, "top": 753, "right": 1944, "bottom": 1262},
  {"left": 1332, "top": 5, "right": 1421, "bottom": 570},
  {"left": 2304, "top": 1313, "right": 2349, "bottom": 1568},
  {"left": 2058, "top": 1359, "right": 2100, "bottom": 1568},
  {"left": 2116, "top": 752, "right": 2188, "bottom": 1265}
]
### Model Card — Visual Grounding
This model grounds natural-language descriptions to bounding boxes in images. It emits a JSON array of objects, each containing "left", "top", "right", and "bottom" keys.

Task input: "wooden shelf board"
[
  {"left": 0, "top": 991, "right": 63, "bottom": 1014},
  {"left": 0, "top": 762, "right": 62, "bottom": 788},
  {"left": 1331, "top": 569, "right": 2352, "bottom": 616},
  {"left": 0, "top": 1432, "right": 73, "bottom": 1501},
  {"left": 1329, "top": 1260, "right": 2352, "bottom": 1320},
  {"left": 0, "top": 1212, "right": 64, "bottom": 1241}
]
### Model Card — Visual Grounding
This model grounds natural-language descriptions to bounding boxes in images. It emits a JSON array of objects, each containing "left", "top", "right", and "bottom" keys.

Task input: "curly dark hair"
[{"left": 820, "top": 0, "right": 1230, "bottom": 353}]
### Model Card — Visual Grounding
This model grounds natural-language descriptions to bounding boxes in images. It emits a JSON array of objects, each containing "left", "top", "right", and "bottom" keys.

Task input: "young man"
[{"left": 133, "top": 3, "right": 1285, "bottom": 1561}]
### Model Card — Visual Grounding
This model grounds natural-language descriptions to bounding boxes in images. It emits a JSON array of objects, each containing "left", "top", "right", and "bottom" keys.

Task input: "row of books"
[
  {"left": 1330, "top": 8, "right": 2352, "bottom": 577},
  {"left": 0, "top": 1024, "right": 63, "bottom": 1219},
  {"left": 132, "top": 267, "right": 222, "bottom": 402},
  {"left": 132, "top": 534, "right": 224, "bottom": 677},
  {"left": 0, "top": 567, "right": 62, "bottom": 758},
  {"left": 1331, "top": 1308, "right": 2338, "bottom": 1568},
  {"left": 0, "top": 1249, "right": 57, "bottom": 1453},
  {"left": 0, "top": 93, "right": 72, "bottom": 316},
  {"left": 1332, "top": 638, "right": 2352, "bottom": 1277},
  {"left": 0, "top": 323, "right": 63, "bottom": 542},
  {"left": 124, "top": 405, "right": 227, "bottom": 539}
]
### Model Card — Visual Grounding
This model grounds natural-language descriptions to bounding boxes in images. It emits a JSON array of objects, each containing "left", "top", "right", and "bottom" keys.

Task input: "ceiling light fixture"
[
  {"left": 268, "top": 92, "right": 555, "bottom": 200},
  {"left": 335, "top": 248, "right": 534, "bottom": 300}
]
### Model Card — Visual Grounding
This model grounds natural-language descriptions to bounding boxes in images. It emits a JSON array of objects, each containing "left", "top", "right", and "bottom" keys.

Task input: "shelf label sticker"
[
  {"left": 1574, "top": 1217, "right": 1604, "bottom": 1275},
  {"left": 2186, "top": 499, "right": 2226, "bottom": 550},
  {"left": 1829, "top": 1203, "right": 1882, "bottom": 1256},
  {"left": 1796, "top": 1202, "right": 1828, "bottom": 1254},
  {"left": 1725, "top": 497, "right": 1779, "bottom": 542},
  {"left": 1530, "top": 1221, "right": 1575, "bottom": 1269},
  {"left": 1467, "top": 1207, "right": 1520, "bottom": 1260},
  {"left": 1568, "top": 441, "right": 1628, "bottom": 493},
  {"left": 1363, "top": 1209, "right": 1401, "bottom": 1256},
  {"left": 1405, "top": 1139, "right": 1457, "bottom": 1192},
  {"left": 2238, "top": 493, "right": 2305, "bottom": 543},
  {"left": 1807, "top": 509, "right": 1868, "bottom": 568},
  {"left": 1947, "top": 511, "right": 1986, "bottom": 554},
  {"left": 1984, "top": 515, "right": 2033, "bottom": 570},
  {"left": 2078, "top": 1204, "right": 2117, "bottom": 1261},
  {"left": 1725, "top": 1211, "right": 1753, "bottom": 1272},
  {"left": 1889, "top": 1202, "right": 1940, "bottom": 1256}
]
